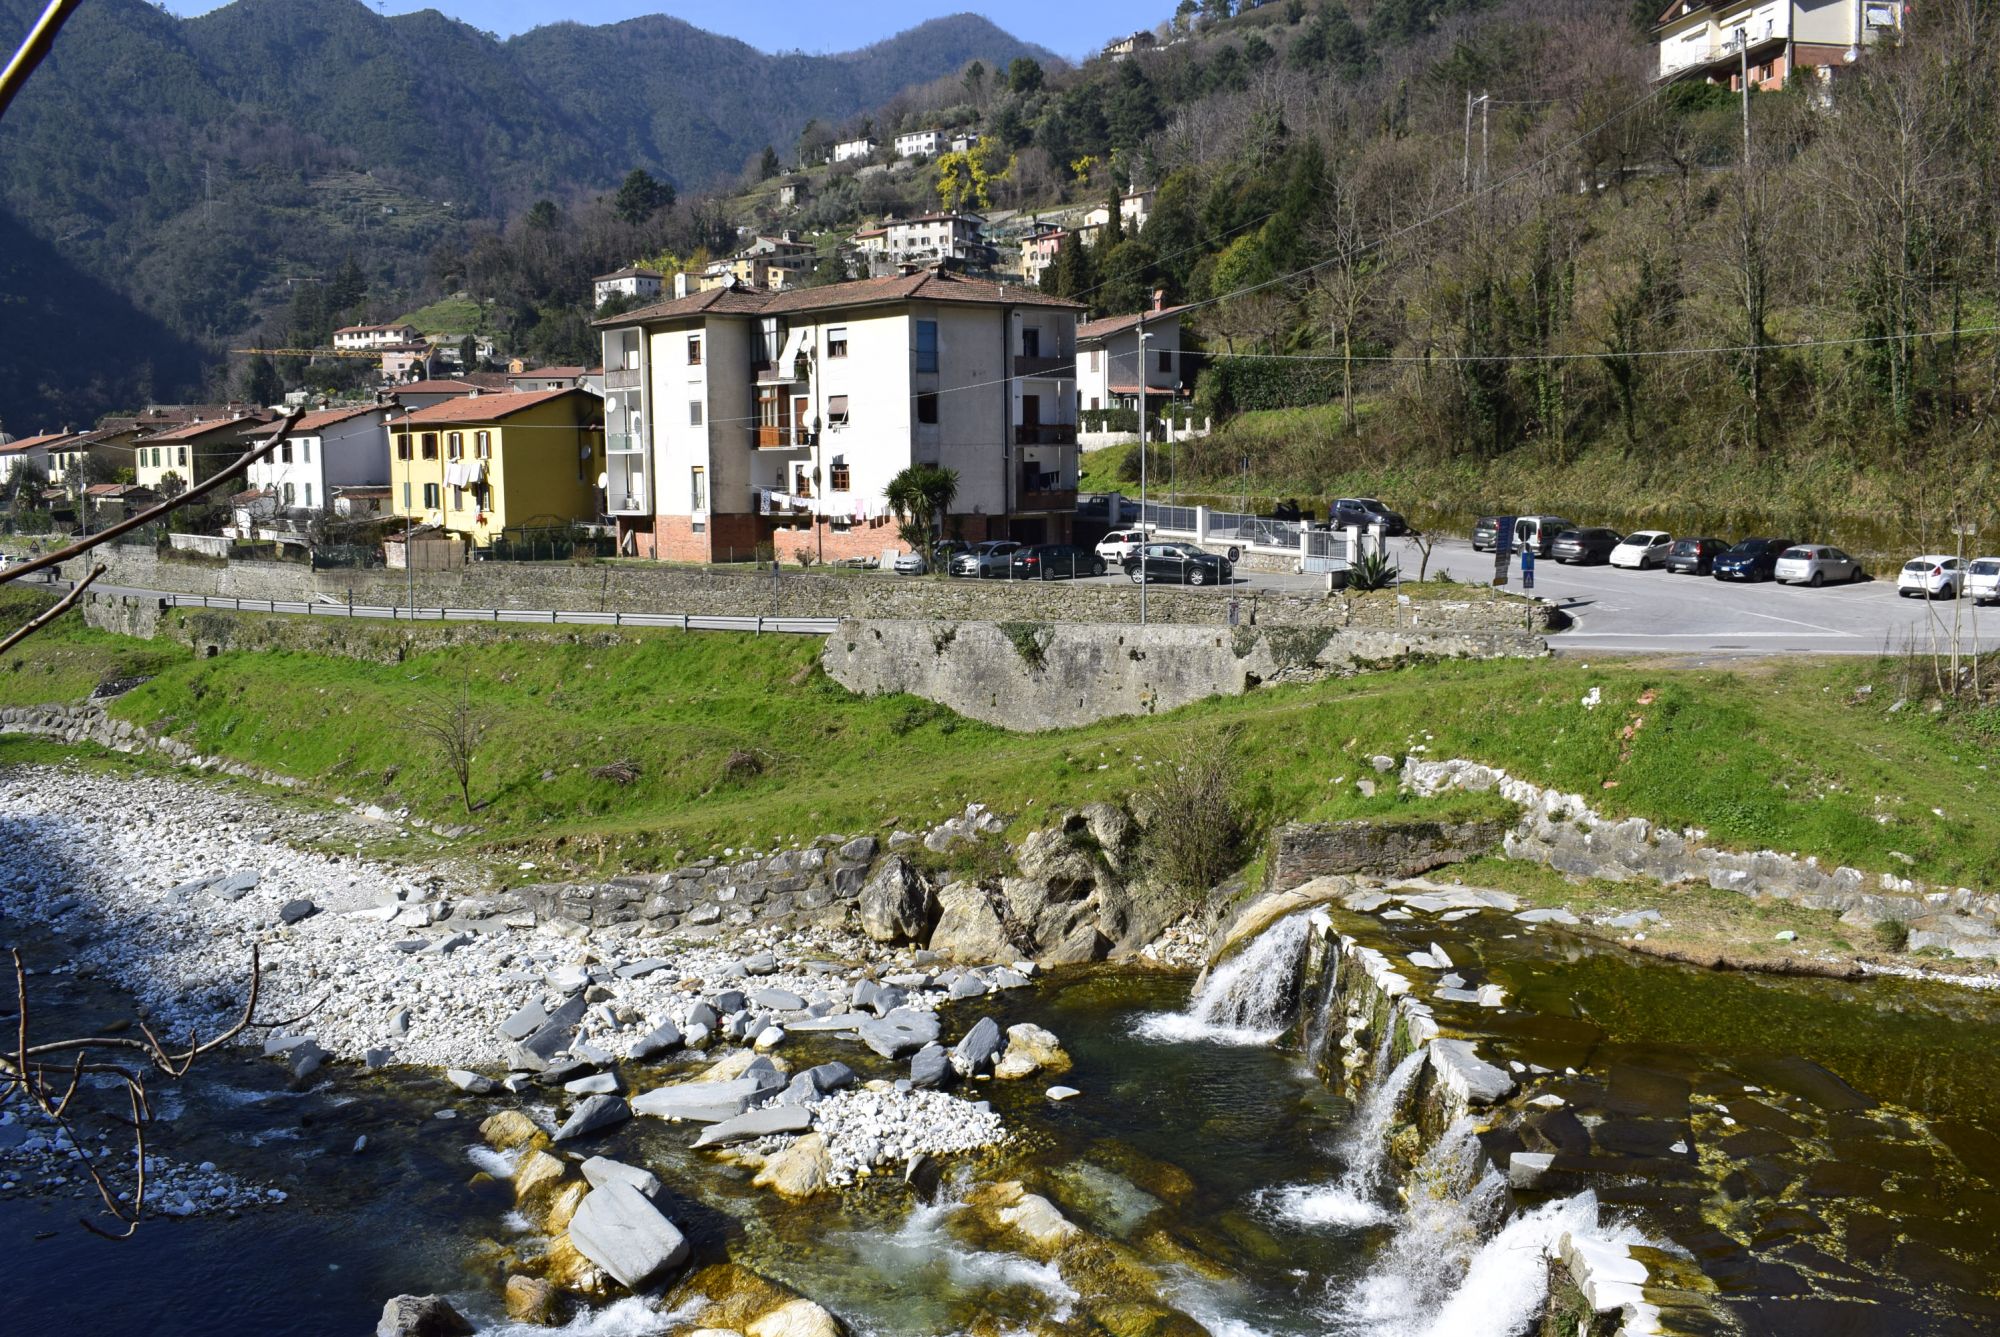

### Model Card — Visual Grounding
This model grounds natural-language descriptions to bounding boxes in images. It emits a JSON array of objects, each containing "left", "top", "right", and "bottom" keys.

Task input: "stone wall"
[
  {"left": 822, "top": 618, "right": 1547, "bottom": 731},
  {"left": 71, "top": 549, "right": 1562, "bottom": 633},
  {"left": 1405, "top": 756, "right": 2000, "bottom": 958},
  {"left": 1264, "top": 817, "right": 1511, "bottom": 890}
]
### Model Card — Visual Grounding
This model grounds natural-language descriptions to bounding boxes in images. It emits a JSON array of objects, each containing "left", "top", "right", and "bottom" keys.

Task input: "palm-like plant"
[
  {"left": 1345, "top": 550, "right": 1399, "bottom": 592},
  {"left": 886, "top": 464, "right": 959, "bottom": 560}
]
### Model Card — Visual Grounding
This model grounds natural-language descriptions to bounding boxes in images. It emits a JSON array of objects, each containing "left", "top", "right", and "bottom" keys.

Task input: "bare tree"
[{"left": 409, "top": 689, "right": 489, "bottom": 814}]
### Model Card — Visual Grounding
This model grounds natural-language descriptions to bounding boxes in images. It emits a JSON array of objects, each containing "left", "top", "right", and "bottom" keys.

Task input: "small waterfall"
[
  {"left": 1135, "top": 912, "right": 1314, "bottom": 1045},
  {"left": 1263, "top": 1049, "right": 1425, "bottom": 1229}
]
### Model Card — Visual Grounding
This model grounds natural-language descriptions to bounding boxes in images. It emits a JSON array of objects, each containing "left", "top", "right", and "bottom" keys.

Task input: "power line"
[{"left": 1210, "top": 323, "right": 2000, "bottom": 366}]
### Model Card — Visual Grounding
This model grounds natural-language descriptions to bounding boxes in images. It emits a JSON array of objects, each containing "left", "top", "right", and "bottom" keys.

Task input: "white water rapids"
[{"left": 1133, "top": 911, "right": 1315, "bottom": 1045}]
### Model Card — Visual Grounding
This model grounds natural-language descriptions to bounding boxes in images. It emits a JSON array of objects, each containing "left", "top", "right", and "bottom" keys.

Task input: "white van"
[
  {"left": 1509, "top": 515, "right": 1572, "bottom": 557},
  {"left": 1095, "top": 528, "right": 1149, "bottom": 563}
]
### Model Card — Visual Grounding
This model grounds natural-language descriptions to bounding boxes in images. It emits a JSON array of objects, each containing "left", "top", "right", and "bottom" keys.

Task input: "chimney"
[
  {"left": 673, "top": 272, "right": 692, "bottom": 299},
  {"left": 1151, "top": 288, "right": 1167, "bottom": 313}
]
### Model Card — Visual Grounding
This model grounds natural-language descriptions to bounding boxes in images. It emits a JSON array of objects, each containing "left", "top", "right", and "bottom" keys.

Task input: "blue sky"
[{"left": 160, "top": 2, "right": 1167, "bottom": 60}]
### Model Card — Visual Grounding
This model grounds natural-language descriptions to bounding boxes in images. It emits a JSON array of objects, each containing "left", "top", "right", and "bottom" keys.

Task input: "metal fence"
[
  {"left": 1302, "top": 529, "right": 1353, "bottom": 574},
  {"left": 309, "top": 543, "right": 384, "bottom": 570},
  {"left": 151, "top": 593, "right": 838, "bottom": 636},
  {"left": 1206, "top": 510, "right": 1307, "bottom": 550},
  {"left": 1131, "top": 500, "right": 1200, "bottom": 534},
  {"left": 484, "top": 526, "right": 617, "bottom": 564}
]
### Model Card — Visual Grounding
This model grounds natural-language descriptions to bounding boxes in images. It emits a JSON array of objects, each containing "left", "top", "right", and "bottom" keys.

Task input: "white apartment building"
[
  {"left": 1654, "top": 0, "right": 1903, "bottom": 88},
  {"left": 0, "top": 431, "right": 64, "bottom": 483},
  {"left": 950, "top": 131, "right": 982, "bottom": 154},
  {"left": 593, "top": 266, "right": 665, "bottom": 308},
  {"left": 1083, "top": 189, "right": 1156, "bottom": 235},
  {"left": 894, "top": 129, "right": 946, "bottom": 159},
  {"left": 595, "top": 269, "right": 1084, "bottom": 562},
  {"left": 332, "top": 323, "right": 419, "bottom": 351},
  {"left": 243, "top": 404, "right": 391, "bottom": 516},
  {"left": 832, "top": 137, "right": 877, "bottom": 164},
  {"left": 1076, "top": 297, "right": 1190, "bottom": 415},
  {"left": 855, "top": 214, "right": 989, "bottom": 271}
]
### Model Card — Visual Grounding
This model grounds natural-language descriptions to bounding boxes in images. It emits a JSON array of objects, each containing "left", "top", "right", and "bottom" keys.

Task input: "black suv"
[
  {"left": 1329, "top": 497, "right": 1409, "bottom": 536},
  {"left": 1007, "top": 544, "right": 1106, "bottom": 580},
  {"left": 1123, "top": 542, "right": 1233, "bottom": 586},
  {"left": 1712, "top": 537, "right": 1797, "bottom": 583}
]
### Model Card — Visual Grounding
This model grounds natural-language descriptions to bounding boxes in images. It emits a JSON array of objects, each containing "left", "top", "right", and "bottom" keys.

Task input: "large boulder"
[
  {"left": 553, "top": 1094, "right": 631, "bottom": 1143},
  {"left": 513, "top": 1148, "right": 570, "bottom": 1215},
  {"left": 949, "top": 1017, "right": 1004, "bottom": 1077},
  {"left": 1012, "top": 826, "right": 1103, "bottom": 895},
  {"left": 859, "top": 857, "right": 934, "bottom": 944},
  {"left": 566, "top": 1182, "right": 691, "bottom": 1291},
  {"left": 994, "top": 1024, "right": 1071, "bottom": 1081},
  {"left": 480, "top": 1109, "right": 544, "bottom": 1151},
  {"left": 504, "top": 1275, "right": 560, "bottom": 1325},
  {"left": 856, "top": 1009, "right": 941, "bottom": 1059},
  {"left": 927, "top": 883, "right": 1024, "bottom": 964},
  {"left": 376, "top": 1295, "right": 473, "bottom": 1337},
  {"left": 752, "top": 1132, "right": 832, "bottom": 1200},
  {"left": 747, "top": 1299, "right": 845, "bottom": 1337}
]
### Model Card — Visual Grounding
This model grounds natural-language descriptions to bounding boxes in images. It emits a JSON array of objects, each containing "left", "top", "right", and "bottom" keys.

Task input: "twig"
[
  {"left": 0, "top": 0, "right": 84, "bottom": 121},
  {"left": 0, "top": 408, "right": 303, "bottom": 587},
  {"left": 0, "top": 563, "right": 100, "bottom": 653}
]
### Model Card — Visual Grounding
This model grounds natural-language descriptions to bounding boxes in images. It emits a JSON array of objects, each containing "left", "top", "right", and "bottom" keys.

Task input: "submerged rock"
[
  {"left": 503, "top": 1275, "right": 560, "bottom": 1325},
  {"left": 746, "top": 1299, "right": 844, "bottom": 1337},
  {"left": 752, "top": 1132, "right": 832, "bottom": 1200}
]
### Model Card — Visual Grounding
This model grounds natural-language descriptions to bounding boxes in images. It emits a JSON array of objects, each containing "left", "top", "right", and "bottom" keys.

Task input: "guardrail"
[{"left": 152, "top": 592, "right": 838, "bottom": 636}]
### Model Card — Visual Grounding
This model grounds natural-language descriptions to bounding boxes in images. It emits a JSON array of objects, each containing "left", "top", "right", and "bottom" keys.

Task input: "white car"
[
  {"left": 1966, "top": 557, "right": 2000, "bottom": 605},
  {"left": 1095, "top": 528, "right": 1149, "bottom": 563},
  {"left": 1608, "top": 530, "right": 1674, "bottom": 570},
  {"left": 1897, "top": 555, "right": 1966, "bottom": 599},
  {"left": 890, "top": 550, "right": 927, "bottom": 575}
]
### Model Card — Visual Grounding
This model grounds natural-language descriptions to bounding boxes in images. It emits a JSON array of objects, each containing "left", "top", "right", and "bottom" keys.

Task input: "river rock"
[
  {"left": 994, "top": 1024, "right": 1070, "bottom": 1080},
  {"left": 686, "top": 1001, "right": 720, "bottom": 1032},
  {"left": 857, "top": 1009, "right": 941, "bottom": 1059},
  {"left": 692, "top": 1103, "right": 814, "bottom": 1148},
  {"left": 553, "top": 1094, "right": 632, "bottom": 1143},
  {"left": 740, "top": 951, "right": 779, "bottom": 976},
  {"left": 1428, "top": 1039, "right": 1516, "bottom": 1106},
  {"left": 860, "top": 857, "right": 934, "bottom": 943},
  {"left": 630, "top": 1020, "right": 683, "bottom": 1061},
  {"left": 746, "top": 1299, "right": 843, "bottom": 1337},
  {"left": 504, "top": 1275, "right": 560, "bottom": 1325},
  {"left": 446, "top": 1069, "right": 495, "bottom": 1096},
  {"left": 949, "top": 1017, "right": 1003, "bottom": 1077},
  {"left": 278, "top": 898, "right": 318, "bottom": 924},
  {"left": 752, "top": 1132, "right": 832, "bottom": 1200},
  {"left": 752, "top": 988, "right": 806, "bottom": 1011},
  {"left": 909, "top": 1043, "right": 955, "bottom": 1090},
  {"left": 1507, "top": 1151, "right": 1555, "bottom": 1189},
  {"left": 376, "top": 1294, "right": 473, "bottom": 1337},
  {"left": 633, "top": 1072, "right": 784, "bottom": 1123},
  {"left": 566, "top": 1182, "right": 691, "bottom": 1290},
  {"left": 927, "top": 882, "right": 1023, "bottom": 964},
  {"left": 565, "top": 1071, "right": 624, "bottom": 1096},
  {"left": 514, "top": 1148, "right": 569, "bottom": 1212},
  {"left": 517, "top": 995, "right": 588, "bottom": 1061},
  {"left": 212, "top": 869, "right": 260, "bottom": 901},
  {"left": 481, "top": 1110, "right": 543, "bottom": 1151},
  {"left": 582, "top": 1155, "right": 662, "bottom": 1201}
]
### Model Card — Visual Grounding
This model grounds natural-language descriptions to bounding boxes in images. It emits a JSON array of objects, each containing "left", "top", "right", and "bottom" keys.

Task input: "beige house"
[{"left": 1654, "top": 0, "right": 1903, "bottom": 89}]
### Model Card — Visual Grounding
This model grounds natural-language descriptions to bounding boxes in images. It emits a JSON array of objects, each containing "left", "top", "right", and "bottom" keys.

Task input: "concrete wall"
[
  {"left": 73, "top": 549, "right": 1564, "bottom": 633},
  {"left": 822, "top": 618, "right": 1546, "bottom": 731},
  {"left": 1264, "top": 818, "right": 1510, "bottom": 889}
]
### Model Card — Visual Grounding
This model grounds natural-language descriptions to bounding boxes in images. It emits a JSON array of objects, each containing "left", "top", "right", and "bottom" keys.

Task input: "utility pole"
[
  {"left": 1137, "top": 318, "right": 1148, "bottom": 627},
  {"left": 1738, "top": 29, "right": 1752, "bottom": 166},
  {"left": 1462, "top": 91, "right": 1473, "bottom": 191},
  {"left": 1480, "top": 90, "right": 1490, "bottom": 189}
]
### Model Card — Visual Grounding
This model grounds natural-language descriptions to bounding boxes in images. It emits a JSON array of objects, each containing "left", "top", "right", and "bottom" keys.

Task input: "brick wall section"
[{"left": 75, "top": 549, "right": 1562, "bottom": 633}]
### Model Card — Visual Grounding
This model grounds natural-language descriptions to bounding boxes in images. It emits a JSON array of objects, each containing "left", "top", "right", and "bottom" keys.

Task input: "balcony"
[
  {"left": 604, "top": 367, "right": 642, "bottom": 391},
  {"left": 1015, "top": 354, "right": 1068, "bottom": 378},
  {"left": 756, "top": 426, "right": 814, "bottom": 450},
  {"left": 607, "top": 432, "right": 644, "bottom": 455},
  {"left": 605, "top": 456, "right": 648, "bottom": 515},
  {"left": 1015, "top": 423, "right": 1078, "bottom": 446}
]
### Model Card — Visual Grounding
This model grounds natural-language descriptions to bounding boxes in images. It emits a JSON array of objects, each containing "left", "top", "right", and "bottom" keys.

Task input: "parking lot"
[{"left": 955, "top": 534, "right": 2000, "bottom": 659}]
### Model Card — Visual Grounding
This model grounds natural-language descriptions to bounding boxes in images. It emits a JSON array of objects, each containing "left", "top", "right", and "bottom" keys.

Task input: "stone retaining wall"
[
  {"left": 1264, "top": 818, "right": 1512, "bottom": 890},
  {"left": 1405, "top": 756, "right": 2000, "bottom": 958},
  {"left": 823, "top": 618, "right": 1546, "bottom": 731},
  {"left": 0, "top": 702, "right": 301, "bottom": 789},
  {"left": 70, "top": 549, "right": 1561, "bottom": 634}
]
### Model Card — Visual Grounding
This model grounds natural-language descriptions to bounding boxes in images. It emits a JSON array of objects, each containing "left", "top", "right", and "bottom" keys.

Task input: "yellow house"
[{"left": 387, "top": 387, "right": 604, "bottom": 547}]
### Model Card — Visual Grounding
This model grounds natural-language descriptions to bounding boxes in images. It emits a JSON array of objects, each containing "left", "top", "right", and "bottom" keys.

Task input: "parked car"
[
  {"left": 1967, "top": 557, "right": 2000, "bottom": 605},
  {"left": 1897, "top": 555, "right": 1966, "bottom": 599},
  {"left": 891, "top": 550, "right": 928, "bottom": 575},
  {"left": 1471, "top": 516, "right": 1500, "bottom": 551},
  {"left": 1552, "top": 527, "right": 1623, "bottom": 565},
  {"left": 1095, "top": 529, "right": 1150, "bottom": 564},
  {"left": 1609, "top": 530, "right": 1674, "bottom": 570},
  {"left": 1773, "top": 545, "right": 1864, "bottom": 587},
  {"left": 1663, "top": 537, "right": 1731, "bottom": 576},
  {"left": 947, "top": 540, "right": 1022, "bottom": 578},
  {"left": 1329, "top": 497, "right": 1409, "bottom": 536},
  {"left": 1123, "top": 542, "right": 1233, "bottom": 586},
  {"left": 1008, "top": 544, "right": 1106, "bottom": 580},
  {"left": 1712, "top": 537, "right": 1797, "bottom": 582},
  {"left": 1510, "top": 515, "right": 1574, "bottom": 557}
]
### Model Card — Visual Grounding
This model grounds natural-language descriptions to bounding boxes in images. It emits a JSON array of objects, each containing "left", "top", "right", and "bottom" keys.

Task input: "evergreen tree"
[
  {"left": 1103, "top": 185, "right": 1126, "bottom": 248},
  {"left": 458, "top": 333, "right": 478, "bottom": 371},
  {"left": 1007, "top": 57, "right": 1044, "bottom": 95},
  {"left": 241, "top": 354, "right": 281, "bottom": 407},
  {"left": 326, "top": 256, "right": 365, "bottom": 316},
  {"left": 1039, "top": 234, "right": 1093, "bottom": 302},
  {"left": 612, "top": 170, "right": 674, "bottom": 224},
  {"left": 758, "top": 145, "right": 782, "bottom": 180},
  {"left": 1142, "top": 171, "right": 1201, "bottom": 297},
  {"left": 1097, "top": 239, "right": 1159, "bottom": 317}
]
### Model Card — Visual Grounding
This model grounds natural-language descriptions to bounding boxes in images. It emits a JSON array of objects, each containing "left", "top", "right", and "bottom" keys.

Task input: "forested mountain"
[{"left": 0, "top": 0, "right": 1050, "bottom": 424}]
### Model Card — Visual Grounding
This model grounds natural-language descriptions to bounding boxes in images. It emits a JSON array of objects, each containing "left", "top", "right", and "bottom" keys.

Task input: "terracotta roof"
[
  {"left": 392, "top": 379, "right": 482, "bottom": 395},
  {"left": 393, "top": 387, "right": 594, "bottom": 426},
  {"left": 0, "top": 431, "right": 72, "bottom": 453},
  {"left": 1078, "top": 305, "right": 1192, "bottom": 342},
  {"left": 285, "top": 405, "right": 384, "bottom": 435},
  {"left": 507, "top": 366, "right": 588, "bottom": 380},
  {"left": 594, "top": 266, "right": 663, "bottom": 281},
  {"left": 232, "top": 487, "right": 274, "bottom": 504},
  {"left": 141, "top": 414, "right": 272, "bottom": 443},
  {"left": 86, "top": 482, "right": 151, "bottom": 497},
  {"left": 597, "top": 269, "right": 1083, "bottom": 329}
]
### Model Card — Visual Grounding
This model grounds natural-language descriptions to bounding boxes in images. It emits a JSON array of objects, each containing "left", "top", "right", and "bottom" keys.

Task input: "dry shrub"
[{"left": 1138, "top": 729, "right": 1247, "bottom": 899}]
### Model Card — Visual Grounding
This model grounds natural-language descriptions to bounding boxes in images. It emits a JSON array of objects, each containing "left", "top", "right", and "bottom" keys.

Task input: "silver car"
[{"left": 1772, "top": 545, "right": 1863, "bottom": 587}]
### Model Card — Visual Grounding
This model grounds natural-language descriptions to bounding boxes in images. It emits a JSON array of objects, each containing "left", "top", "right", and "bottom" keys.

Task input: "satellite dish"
[{"left": 596, "top": 471, "right": 609, "bottom": 489}]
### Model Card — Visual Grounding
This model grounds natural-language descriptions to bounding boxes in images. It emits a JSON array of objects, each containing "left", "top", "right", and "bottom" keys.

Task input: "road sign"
[{"left": 1494, "top": 516, "right": 1516, "bottom": 586}]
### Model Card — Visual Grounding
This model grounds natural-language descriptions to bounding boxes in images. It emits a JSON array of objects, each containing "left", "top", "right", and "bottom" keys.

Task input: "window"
[
  {"left": 282, "top": 482, "right": 294, "bottom": 506},
  {"left": 452, "top": 485, "right": 464, "bottom": 511},
  {"left": 827, "top": 327, "right": 849, "bottom": 358},
  {"left": 1022, "top": 327, "right": 1040, "bottom": 358},
  {"left": 687, "top": 335, "right": 702, "bottom": 366},
  {"left": 280, "top": 441, "right": 293, "bottom": 464},
  {"left": 1157, "top": 349, "right": 1172, "bottom": 373},
  {"left": 690, "top": 467, "right": 706, "bottom": 512},
  {"left": 826, "top": 394, "right": 850, "bottom": 426},
  {"left": 178, "top": 447, "right": 188, "bottom": 467},
  {"left": 830, "top": 462, "right": 851, "bottom": 492},
  {"left": 1089, "top": 349, "right": 1101, "bottom": 372},
  {"left": 474, "top": 431, "right": 491, "bottom": 459},
  {"left": 423, "top": 482, "right": 440, "bottom": 509},
  {"left": 396, "top": 434, "right": 411, "bottom": 461},
  {"left": 915, "top": 319, "right": 938, "bottom": 372},
  {"left": 917, "top": 392, "right": 938, "bottom": 424},
  {"left": 421, "top": 433, "right": 439, "bottom": 460},
  {"left": 303, "top": 483, "right": 312, "bottom": 507},
  {"left": 302, "top": 441, "right": 311, "bottom": 463},
  {"left": 448, "top": 432, "right": 464, "bottom": 460},
  {"left": 689, "top": 401, "right": 704, "bottom": 427}
]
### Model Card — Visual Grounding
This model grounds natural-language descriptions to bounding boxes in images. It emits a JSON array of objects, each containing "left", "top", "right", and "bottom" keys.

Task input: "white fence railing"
[
  {"left": 1106, "top": 494, "right": 1369, "bottom": 572},
  {"left": 151, "top": 593, "right": 837, "bottom": 636}
]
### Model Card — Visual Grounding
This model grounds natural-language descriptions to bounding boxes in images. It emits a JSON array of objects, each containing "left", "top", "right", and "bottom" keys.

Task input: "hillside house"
[
  {"left": 132, "top": 412, "right": 273, "bottom": 493},
  {"left": 832, "top": 137, "right": 877, "bottom": 164},
  {"left": 386, "top": 388, "right": 604, "bottom": 549},
  {"left": 1105, "top": 31, "right": 1157, "bottom": 61},
  {"left": 595, "top": 268, "right": 1083, "bottom": 562},
  {"left": 1083, "top": 189, "right": 1156, "bottom": 235},
  {"left": 244, "top": 404, "right": 391, "bottom": 518},
  {"left": 333, "top": 322, "right": 419, "bottom": 351},
  {"left": 593, "top": 266, "right": 665, "bottom": 309},
  {"left": 0, "top": 431, "right": 66, "bottom": 483},
  {"left": 1654, "top": 0, "right": 1903, "bottom": 88},
  {"left": 1077, "top": 295, "right": 1192, "bottom": 415},
  {"left": 894, "top": 129, "right": 945, "bottom": 159}
]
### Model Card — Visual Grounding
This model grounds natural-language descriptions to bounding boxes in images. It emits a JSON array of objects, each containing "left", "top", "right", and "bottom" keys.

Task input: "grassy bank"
[
  {"left": 0, "top": 590, "right": 1996, "bottom": 899},
  {"left": 1083, "top": 413, "right": 1996, "bottom": 565}
]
